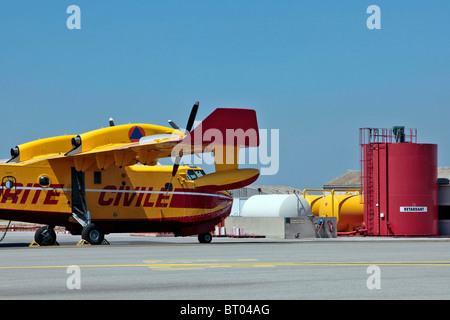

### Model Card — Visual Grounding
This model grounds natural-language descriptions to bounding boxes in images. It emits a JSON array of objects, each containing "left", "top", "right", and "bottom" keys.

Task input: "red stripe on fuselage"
[
  {"left": 169, "top": 188, "right": 232, "bottom": 209},
  {"left": 96, "top": 186, "right": 232, "bottom": 210}
]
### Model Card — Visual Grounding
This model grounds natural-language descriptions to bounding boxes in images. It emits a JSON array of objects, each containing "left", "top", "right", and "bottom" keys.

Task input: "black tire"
[
  {"left": 198, "top": 232, "right": 212, "bottom": 244},
  {"left": 34, "top": 226, "right": 57, "bottom": 246},
  {"left": 81, "top": 223, "right": 104, "bottom": 245}
]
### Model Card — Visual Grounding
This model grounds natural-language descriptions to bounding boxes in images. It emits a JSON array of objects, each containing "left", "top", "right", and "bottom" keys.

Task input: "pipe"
[
  {"left": 337, "top": 228, "right": 368, "bottom": 237},
  {"left": 302, "top": 188, "right": 361, "bottom": 197},
  {"left": 303, "top": 188, "right": 361, "bottom": 221}
]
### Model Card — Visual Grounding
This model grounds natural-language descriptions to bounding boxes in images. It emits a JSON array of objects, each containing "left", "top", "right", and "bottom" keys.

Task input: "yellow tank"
[
  {"left": 302, "top": 194, "right": 323, "bottom": 216},
  {"left": 318, "top": 194, "right": 364, "bottom": 232}
]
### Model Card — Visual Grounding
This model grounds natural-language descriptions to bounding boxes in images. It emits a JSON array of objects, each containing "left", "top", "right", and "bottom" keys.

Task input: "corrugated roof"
[
  {"left": 323, "top": 170, "right": 361, "bottom": 189},
  {"left": 249, "top": 185, "right": 302, "bottom": 194},
  {"left": 230, "top": 167, "right": 450, "bottom": 198},
  {"left": 228, "top": 185, "right": 302, "bottom": 198}
]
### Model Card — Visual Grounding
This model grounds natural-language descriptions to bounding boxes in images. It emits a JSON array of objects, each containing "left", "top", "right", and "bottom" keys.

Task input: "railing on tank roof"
[{"left": 359, "top": 127, "right": 417, "bottom": 145}]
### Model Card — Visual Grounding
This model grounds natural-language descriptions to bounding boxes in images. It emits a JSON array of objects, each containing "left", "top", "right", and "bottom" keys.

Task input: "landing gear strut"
[
  {"left": 198, "top": 232, "right": 212, "bottom": 244},
  {"left": 34, "top": 225, "right": 57, "bottom": 246}
]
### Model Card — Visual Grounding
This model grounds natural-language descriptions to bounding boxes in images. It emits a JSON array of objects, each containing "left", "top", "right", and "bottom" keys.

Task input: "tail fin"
[
  {"left": 190, "top": 108, "right": 259, "bottom": 147},
  {"left": 189, "top": 108, "right": 259, "bottom": 171},
  {"left": 183, "top": 108, "right": 260, "bottom": 190}
]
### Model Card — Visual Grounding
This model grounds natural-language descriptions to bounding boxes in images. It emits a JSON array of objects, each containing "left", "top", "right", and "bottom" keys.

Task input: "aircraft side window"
[
  {"left": 186, "top": 170, "right": 198, "bottom": 181},
  {"left": 5, "top": 180, "right": 13, "bottom": 189},
  {"left": 165, "top": 182, "right": 173, "bottom": 190},
  {"left": 1, "top": 176, "right": 17, "bottom": 199},
  {"left": 39, "top": 175, "right": 50, "bottom": 187},
  {"left": 94, "top": 171, "right": 102, "bottom": 185}
]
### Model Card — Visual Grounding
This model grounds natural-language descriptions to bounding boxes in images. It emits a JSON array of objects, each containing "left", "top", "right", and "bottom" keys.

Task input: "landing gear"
[
  {"left": 34, "top": 225, "right": 57, "bottom": 246},
  {"left": 81, "top": 223, "right": 104, "bottom": 245},
  {"left": 198, "top": 232, "right": 212, "bottom": 244}
]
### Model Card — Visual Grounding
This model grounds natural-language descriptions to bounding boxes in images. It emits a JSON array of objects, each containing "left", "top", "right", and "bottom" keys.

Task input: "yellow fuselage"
[
  {"left": 0, "top": 123, "right": 234, "bottom": 236},
  {"left": 0, "top": 158, "right": 232, "bottom": 236}
]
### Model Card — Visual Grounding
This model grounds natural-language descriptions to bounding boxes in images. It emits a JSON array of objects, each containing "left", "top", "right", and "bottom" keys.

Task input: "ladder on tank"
[{"left": 360, "top": 129, "right": 377, "bottom": 235}]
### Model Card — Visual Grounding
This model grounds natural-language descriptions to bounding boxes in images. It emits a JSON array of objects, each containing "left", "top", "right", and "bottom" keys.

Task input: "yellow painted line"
[
  {"left": 1, "top": 261, "right": 450, "bottom": 270},
  {"left": 142, "top": 261, "right": 450, "bottom": 267},
  {"left": 253, "top": 264, "right": 276, "bottom": 268},
  {"left": 237, "top": 259, "right": 259, "bottom": 261},
  {"left": 150, "top": 267, "right": 205, "bottom": 271},
  {"left": 209, "top": 265, "right": 233, "bottom": 268}
]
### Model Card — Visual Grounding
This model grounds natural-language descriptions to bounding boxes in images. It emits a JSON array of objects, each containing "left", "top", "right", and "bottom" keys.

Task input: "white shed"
[{"left": 241, "top": 194, "right": 311, "bottom": 218}]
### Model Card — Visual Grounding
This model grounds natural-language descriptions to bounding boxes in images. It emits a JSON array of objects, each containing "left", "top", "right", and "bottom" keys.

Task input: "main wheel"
[
  {"left": 198, "top": 232, "right": 212, "bottom": 244},
  {"left": 34, "top": 225, "right": 57, "bottom": 246},
  {"left": 81, "top": 223, "right": 104, "bottom": 245}
]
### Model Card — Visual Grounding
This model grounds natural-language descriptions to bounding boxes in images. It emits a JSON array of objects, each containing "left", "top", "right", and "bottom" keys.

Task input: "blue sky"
[{"left": 0, "top": 1, "right": 449, "bottom": 189}]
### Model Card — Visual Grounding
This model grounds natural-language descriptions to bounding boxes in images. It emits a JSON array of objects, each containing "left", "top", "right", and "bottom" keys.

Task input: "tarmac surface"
[{"left": 1, "top": 231, "right": 450, "bottom": 300}]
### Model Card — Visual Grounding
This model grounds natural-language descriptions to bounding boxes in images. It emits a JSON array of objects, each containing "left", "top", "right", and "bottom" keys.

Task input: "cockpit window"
[
  {"left": 186, "top": 169, "right": 206, "bottom": 181},
  {"left": 195, "top": 170, "right": 205, "bottom": 177},
  {"left": 186, "top": 170, "right": 198, "bottom": 181}
]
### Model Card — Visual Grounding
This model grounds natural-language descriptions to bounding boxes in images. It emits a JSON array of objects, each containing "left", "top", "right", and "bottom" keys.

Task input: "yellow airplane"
[{"left": 0, "top": 103, "right": 260, "bottom": 245}]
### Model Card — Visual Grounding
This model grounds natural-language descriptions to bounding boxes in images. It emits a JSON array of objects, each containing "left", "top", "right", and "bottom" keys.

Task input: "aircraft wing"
[
  {"left": 10, "top": 108, "right": 260, "bottom": 190},
  {"left": 58, "top": 108, "right": 259, "bottom": 172},
  {"left": 61, "top": 128, "right": 187, "bottom": 171}
]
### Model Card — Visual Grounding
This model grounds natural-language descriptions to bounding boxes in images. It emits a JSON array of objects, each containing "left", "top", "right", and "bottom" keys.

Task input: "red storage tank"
[{"left": 360, "top": 128, "right": 438, "bottom": 236}]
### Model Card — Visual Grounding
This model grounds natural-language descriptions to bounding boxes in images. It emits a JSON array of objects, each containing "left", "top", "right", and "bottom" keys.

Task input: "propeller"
[
  {"left": 170, "top": 101, "right": 199, "bottom": 178},
  {"left": 160, "top": 102, "right": 199, "bottom": 216},
  {"left": 168, "top": 101, "right": 199, "bottom": 134}
]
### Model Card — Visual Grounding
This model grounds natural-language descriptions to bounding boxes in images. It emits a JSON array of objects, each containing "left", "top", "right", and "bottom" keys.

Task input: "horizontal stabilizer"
[{"left": 194, "top": 168, "right": 260, "bottom": 191}]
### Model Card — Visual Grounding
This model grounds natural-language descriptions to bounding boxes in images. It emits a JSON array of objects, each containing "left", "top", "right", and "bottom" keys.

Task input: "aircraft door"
[
  {"left": 71, "top": 168, "right": 88, "bottom": 224},
  {"left": 1, "top": 176, "right": 17, "bottom": 200}
]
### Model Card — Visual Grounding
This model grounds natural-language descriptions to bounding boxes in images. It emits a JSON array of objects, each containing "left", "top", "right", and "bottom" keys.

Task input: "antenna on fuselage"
[{"left": 109, "top": 118, "right": 115, "bottom": 127}]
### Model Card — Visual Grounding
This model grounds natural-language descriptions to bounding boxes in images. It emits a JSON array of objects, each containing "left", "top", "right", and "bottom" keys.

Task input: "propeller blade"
[
  {"left": 172, "top": 154, "right": 182, "bottom": 177},
  {"left": 185, "top": 101, "right": 199, "bottom": 133},
  {"left": 168, "top": 120, "right": 180, "bottom": 130},
  {"left": 171, "top": 162, "right": 180, "bottom": 177}
]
